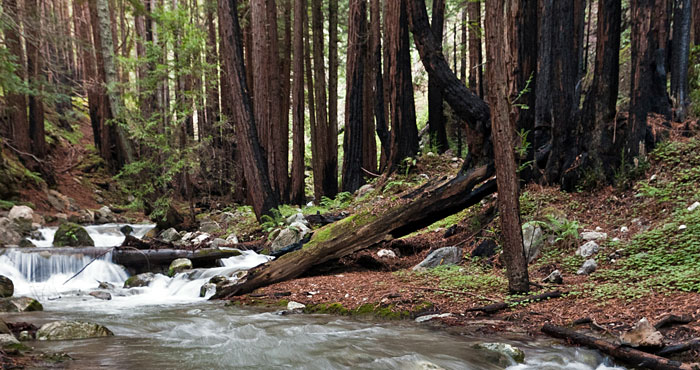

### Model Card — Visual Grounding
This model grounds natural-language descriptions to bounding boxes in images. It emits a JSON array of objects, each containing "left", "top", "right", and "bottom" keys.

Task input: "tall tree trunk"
[
  {"left": 460, "top": 4, "right": 466, "bottom": 82},
  {"left": 627, "top": 0, "right": 671, "bottom": 159},
  {"left": 485, "top": 0, "right": 530, "bottom": 294},
  {"left": 511, "top": 0, "right": 538, "bottom": 134},
  {"left": 426, "top": 0, "right": 448, "bottom": 154},
  {"left": 580, "top": 0, "right": 621, "bottom": 182},
  {"left": 386, "top": 0, "right": 419, "bottom": 171},
  {"left": 468, "top": 0, "right": 483, "bottom": 97},
  {"left": 361, "top": 17, "right": 377, "bottom": 175},
  {"left": 342, "top": 0, "right": 367, "bottom": 193},
  {"left": 25, "top": 0, "right": 47, "bottom": 159},
  {"left": 95, "top": 0, "right": 135, "bottom": 165},
  {"left": 218, "top": 0, "right": 279, "bottom": 221},
  {"left": 311, "top": 0, "right": 337, "bottom": 199},
  {"left": 371, "top": 0, "right": 390, "bottom": 168},
  {"left": 671, "top": 0, "right": 691, "bottom": 122},
  {"left": 3, "top": 0, "right": 31, "bottom": 155},
  {"left": 305, "top": 0, "right": 317, "bottom": 200},
  {"left": 694, "top": 0, "right": 700, "bottom": 46},
  {"left": 278, "top": 0, "right": 292, "bottom": 203},
  {"left": 290, "top": 0, "right": 306, "bottom": 205},
  {"left": 205, "top": 0, "right": 220, "bottom": 132},
  {"left": 328, "top": 0, "right": 339, "bottom": 184}
]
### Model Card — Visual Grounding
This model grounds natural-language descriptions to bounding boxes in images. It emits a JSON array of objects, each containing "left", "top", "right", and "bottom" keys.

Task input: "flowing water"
[{"left": 1, "top": 225, "right": 625, "bottom": 369}]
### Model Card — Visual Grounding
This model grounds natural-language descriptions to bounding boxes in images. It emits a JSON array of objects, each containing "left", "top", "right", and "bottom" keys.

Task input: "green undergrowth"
[
  {"left": 403, "top": 264, "right": 508, "bottom": 297},
  {"left": 636, "top": 139, "right": 700, "bottom": 207}
]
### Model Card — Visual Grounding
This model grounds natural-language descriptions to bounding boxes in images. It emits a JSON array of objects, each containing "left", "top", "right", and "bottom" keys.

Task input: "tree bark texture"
[
  {"left": 3, "top": 0, "right": 31, "bottom": 155},
  {"left": 671, "top": 0, "right": 691, "bottom": 121},
  {"left": 342, "top": 0, "right": 367, "bottom": 193},
  {"left": 386, "top": 0, "right": 419, "bottom": 171},
  {"left": 467, "top": 0, "right": 483, "bottom": 98},
  {"left": 291, "top": 0, "right": 307, "bottom": 205},
  {"left": 580, "top": 0, "right": 621, "bottom": 182},
  {"left": 370, "top": 0, "right": 390, "bottom": 168},
  {"left": 25, "top": 0, "right": 47, "bottom": 159},
  {"left": 328, "top": 0, "right": 339, "bottom": 183},
  {"left": 218, "top": 0, "right": 280, "bottom": 221},
  {"left": 427, "top": 0, "right": 448, "bottom": 154},
  {"left": 311, "top": 0, "right": 338, "bottom": 200},
  {"left": 485, "top": 0, "right": 530, "bottom": 294},
  {"left": 627, "top": 0, "right": 671, "bottom": 159}
]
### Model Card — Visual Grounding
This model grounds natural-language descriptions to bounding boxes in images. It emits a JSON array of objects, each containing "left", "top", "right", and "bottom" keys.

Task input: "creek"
[{"left": 0, "top": 224, "right": 625, "bottom": 369}]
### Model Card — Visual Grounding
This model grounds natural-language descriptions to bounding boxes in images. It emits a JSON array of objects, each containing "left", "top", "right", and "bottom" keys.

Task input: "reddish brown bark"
[
  {"left": 290, "top": 0, "right": 306, "bottom": 205},
  {"left": 426, "top": 0, "right": 448, "bottom": 154},
  {"left": 468, "top": 0, "right": 483, "bottom": 98},
  {"left": 3, "top": 0, "right": 31, "bottom": 154},
  {"left": 25, "top": 0, "right": 46, "bottom": 159}
]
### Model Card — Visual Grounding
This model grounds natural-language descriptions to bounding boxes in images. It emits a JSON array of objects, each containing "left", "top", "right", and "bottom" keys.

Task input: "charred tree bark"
[
  {"left": 485, "top": 0, "right": 530, "bottom": 294},
  {"left": 580, "top": 0, "right": 621, "bottom": 182},
  {"left": 426, "top": 0, "right": 449, "bottom": 154},
  {"left": 214, "top": 165, "right": 496, "bottom": 298},
  {"left": 627, "top": 0, "right": 671, "bottom": 159},
  {"left": 407, "top": 0, "right": 491, "bottom": 167},
  {"left": 290, "top": 0, "right": 307, "bottom": 205},
  {"left": 218, "top": 0, "right": 279, "bottom": 221},
  {"left": 370, "top": 0, "right": 390, "bottom": 167},
  {"left": 342, "top": 0, "right": 367, "bottom": 193},
  {"left": 386, "top": 0, "right": 419, "bottom": 171},
  {"left": 671, "top": 0, "right": 691, "bottom": 122}
]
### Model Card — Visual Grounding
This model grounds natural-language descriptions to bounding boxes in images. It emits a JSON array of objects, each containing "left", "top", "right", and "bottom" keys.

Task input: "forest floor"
[{"left": 3, "top": 110, "right": 700, "bottom": 366}]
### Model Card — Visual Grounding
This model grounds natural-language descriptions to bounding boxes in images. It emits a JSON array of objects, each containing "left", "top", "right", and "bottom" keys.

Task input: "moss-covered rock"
[
  {"left": 53, "top": 222, "right": 94, "bottom": 247},
  {"left": 474, "top": 342, "right": 525, "bottom": 365},
  {"left": 36, "top": 321, "right": 114, "bottom": 341},
  {"left": 0, "top": 275, "right": 13, "bottom": 298},
  {"left": 123, "top": 272, "right": 155, "bottom": 288},
  {"left": 168, "top": 258, "right": 193, "bottom": 277},
  {"left": 0, "top": 296, "right": 43, "bottom": 312},
  {"left": 0, "top": 334, "right": 20, "bottom": 348}
]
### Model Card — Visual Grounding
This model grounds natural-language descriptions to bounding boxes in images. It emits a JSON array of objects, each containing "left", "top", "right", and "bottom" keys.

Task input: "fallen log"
[
  {"left": 542, "top": 324, "right": 696, "bottom": 370},
  {"left": 112, "top": 247, "right": 246, "bottom": 273},
  {"left": 655, "top": 315, "right": 694, "bottom": 330},
  {"left": 657, "top": 339, "right": 700, "bottom": 357},
  {"left": 212, "top": 165, "right": 496, "bottom": 299},
  {"left": 466, "top": 290, "right": 563, "bottom": 314}
]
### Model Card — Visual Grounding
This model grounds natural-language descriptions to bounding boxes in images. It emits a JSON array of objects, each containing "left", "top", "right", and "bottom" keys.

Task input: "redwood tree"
[
  {"left": 426, "top": 0, "right": 448, "bottom": 154},
  {"left": 218, "top": 0, "right": 279, "bottom": 220},
  {"left": 290, "top": 0, "right": 307, "bottom": 205},
  {"left": 671, "top": 0, "right": 691, "bottom": 121},
  {"left": 25, "top": 0, "right": 46, "bottom": 159},
  {"left": 3, "top": 0, "right": 31, "bottom": 155},
  {"left": 485, "top": 0, "right": 530, "bottom": 294}
]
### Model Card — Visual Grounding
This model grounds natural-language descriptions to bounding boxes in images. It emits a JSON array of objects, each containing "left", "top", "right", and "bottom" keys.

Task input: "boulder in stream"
[
  {"left": 0, "top": 318, "right": 10, "bottom": 334},
  {"left": 8, "top": 205, "right": 34, "bottom": 232},
  {"left": 473, "top": 342, "right": 525, "bottom": 366},
  {"left": 53, "top": 222, "right": 94, "bottom": 247},
  {"left": 168, "top": 258, "right": 193, "bottom": 277},
  {"left": 0, "top": 217, "right": 22, "bottom": 246},
  {"left": 270, "top": 227, "right": 304, "bottom": 253},
  {"left": 123, "top": 272, "right": 156, "bottom": 288},
  {"left": 159, "top": 227, "right": 181, "bottom": 242},
  {"left": 0, "top": 297, "right": 43, "bottom": 312},
  {"left": 95, "top": 206, "right": 116, "bottom": 224},
  {"left": 36, "top": 321, "right": 114, "bottom": 341},
  {"left": 0, "top": 334, "right": 20, "bottom": 348},
  {"left": 0, "top": 275, "right": 13, "bottom": 298},
  {"left": 89, "top": 291, "right": 112, "bottom": 300}
]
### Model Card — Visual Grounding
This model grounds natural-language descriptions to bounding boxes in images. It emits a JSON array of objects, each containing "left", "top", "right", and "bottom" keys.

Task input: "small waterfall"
[{"left": 29, "top": 223, "right": 155, "bottom": 248}]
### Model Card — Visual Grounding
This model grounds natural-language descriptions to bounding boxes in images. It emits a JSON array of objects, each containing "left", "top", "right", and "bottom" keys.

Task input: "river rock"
[
  {"left": 95, "top": 206, "right": 116, "bottom": 224},
  {"left": 159, "top": 227, "right": 181, "bottom": 242},
  {"left": 36, "top": 321, "right": 114, "bottom": 341},
  {"left": 225, "top": 233, "right": 239, "bottom": 244},
  {"left": 581, "top": 231, "right": 607, "bottom": 241},
  {"left": 168, "top": 258, "right": 193, "bottom": 277},
  {"left": 89, "top": 291, "right": 112, "bottom": 300},
  {"left": 199, "top": 283, "right": 216, "bottom": 297},
  {"left": 414, "top": 313, "right": 452, "bottom": 323},
  {"left": 356, "top": 184, "right": 375, "bottom": 198},
  {"left": 123, "top": 272, "right": 156, "bottom": 288},
  {"left": 73, "top": 209, "right": 95, "bottom": 224},
  {"left": 0, "top": 334, "right": 20, "bottom": 348},
  {"left": 377, "top": 249, "right": 397, "bottom": 258},
  {"left": 0, "top": 217, "right": 22, "bottom": 246},
  {"left": 0, "top": 276, "right": 13, "bottom": 297},
  {"left": 543, "top": 270, "right": 563, "bottom": 284},
  {"left": 53, "top": 222, "right": 94, "bottom": 247},
  {"left": 287, "top": 301, "right": 306, "bottom": 311},
  {"left": 522, "top": 222, "right": 544, "bottom": 263},
  {"left": 285, "top": 212, "right": 308, "bottom": 226},
  {"left": 620, "top": 318, "right": 664, "bottom": 348},
  {"left": 576, "top": 241, "right": 599, "bottom": 258},
  {"left": 8, "top": 205, "right": 33, "bottom": 232},
  {"left": 47, "top": 190, "right": 71, "bottom": 211},
  {"left": 474, "top": 342, "right": 525, "bottom": 365},
  {"left": 688, "top": 201, "right": 700, "bottom": 212},
  {"left": 18, "top": 238, "right": 35, "bottom": 248},
  {"left": 289, "top": 221, "right": 310, "bottom": 235},
  {"left": 120, "top": 225, "right": 134, "bottom": 236},
  {"left": 412, "top": 247, "right": 462, "bottom": 270},
  {"left": 0, "top": 297, "right": 43, "bottom": 312},
  {"left": 18, "top": 331, "right": 31, "bottom": 341},
  {"left": 209, "top": 238, "right": 228, "bottom": 248},
  {"left": 270, "top": 227, "right": 303, "bottom": 253},
  {"left": 0, "top": 319, "right": 10, "bottom": 335},
  {"left": 577, "top": 259, "right": 597, "bottom": 275},
  {"left": 199, "top": 221, "right": 221, "bottom": 234}
]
